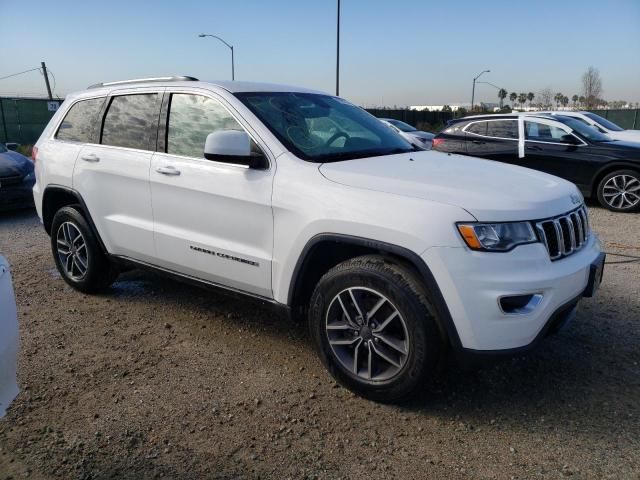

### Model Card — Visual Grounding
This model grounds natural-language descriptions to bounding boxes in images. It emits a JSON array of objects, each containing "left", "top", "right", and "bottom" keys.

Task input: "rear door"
[
  {"left": 150, "top": 90, "right": 274, "bottom": 298},
  {"left": 73, "top": 89, "right": 161, "bottom": 262}
]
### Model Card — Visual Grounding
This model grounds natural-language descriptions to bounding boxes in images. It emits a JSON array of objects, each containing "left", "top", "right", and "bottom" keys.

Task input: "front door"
[{"left": 150, "top": 91, "right": 274, "bottom": 298}]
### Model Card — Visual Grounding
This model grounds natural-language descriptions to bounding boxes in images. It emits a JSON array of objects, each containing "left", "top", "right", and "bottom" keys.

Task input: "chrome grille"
[{"left": 535, "top": 205, "right": 589, "bottom": 261}]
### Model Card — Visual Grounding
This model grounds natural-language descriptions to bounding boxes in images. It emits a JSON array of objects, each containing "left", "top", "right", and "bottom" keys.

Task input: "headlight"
[{"left": 457, "top": 222, "right": 537, "bottom": 251}]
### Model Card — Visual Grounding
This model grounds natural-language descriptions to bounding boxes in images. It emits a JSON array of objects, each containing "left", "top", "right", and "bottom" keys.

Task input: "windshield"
[
  {"left": 386, "top": 119, "right": 417, "bottom": 132},
  {"left": 584, "top": 112, "right": 624, "bottom": 132},
  {"left": 0, "top": 144, "right": 7, "bottom": 153},
  {"left": 561, "top": 117, "right": 612, "bottom": 142},
  {"left": 235, "top": 92, "right": 413, "bottom": 162}
]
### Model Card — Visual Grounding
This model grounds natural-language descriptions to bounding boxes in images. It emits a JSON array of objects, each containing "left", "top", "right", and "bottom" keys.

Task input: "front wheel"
[
  {"left": 597, "top": 170, "right": 640, "bottom": 212},
  {"left": 308, "top": 255, "right": 445, "bottom": 403}
]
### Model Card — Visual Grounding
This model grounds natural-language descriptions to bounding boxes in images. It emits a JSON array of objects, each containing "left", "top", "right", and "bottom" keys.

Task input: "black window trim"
[
  {"left": 462, "top": 118, "right": 519, "bottom": 142},
  {"left": 99, "top": 91, "right": 162, "bottom": 152},
  {"left": 52, "top": 95, "right": 108, "bottom": 145},
  {"left": 158, "top": 88, "right": 272, "bottom": 170}
]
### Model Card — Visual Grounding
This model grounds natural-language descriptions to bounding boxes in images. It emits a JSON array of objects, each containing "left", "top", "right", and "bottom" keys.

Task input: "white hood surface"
[
  {"left": 608, "top": 130, "right": 640, "bottom": 143},
  {"left": 320, "top": 150, "right": 580, "bottom": 221},
  {"left": 0, "top": 256, "right": 19, "bottom": 418}
]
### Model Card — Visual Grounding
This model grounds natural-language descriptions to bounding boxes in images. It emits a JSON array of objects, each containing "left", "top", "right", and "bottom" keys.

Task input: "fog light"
[{"left": 499, "top": 294, "right": 543, "bottom": 315}]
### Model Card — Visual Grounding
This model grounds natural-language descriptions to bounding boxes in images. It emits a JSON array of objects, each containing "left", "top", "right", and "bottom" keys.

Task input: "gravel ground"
[{"left": 0, "top": 205, "right": 639, "bottom": 480}]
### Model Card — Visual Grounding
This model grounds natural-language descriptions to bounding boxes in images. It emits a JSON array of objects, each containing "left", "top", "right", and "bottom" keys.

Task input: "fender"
[
  {"left": 42, "top": 185, "right": 109, "bottom": 255},
  {"left": 287, "top": 233, "right": 464, "bottom": 352}
]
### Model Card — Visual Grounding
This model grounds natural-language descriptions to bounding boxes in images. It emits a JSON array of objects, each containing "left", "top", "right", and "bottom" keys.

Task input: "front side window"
[
  {"left": 167, "top": 94, "right": 242, "bottom": 158},
  {"left": 524, "top": 121, "right": 569, "bottom": 143},
  {"left": 236, "top": 92, "right": 413, "bottom": 162},
  {"left": 387, "top": 119, "right": 417, "bottom": 132},
  {"left": 486, "top": 120, "right": 518, "bottom": 139},
  {"left": 56, "top": 97, "right": 105, "bottom": 143},
  {"left": 101, "top": 94, "right": 158, "bottom": 150}
]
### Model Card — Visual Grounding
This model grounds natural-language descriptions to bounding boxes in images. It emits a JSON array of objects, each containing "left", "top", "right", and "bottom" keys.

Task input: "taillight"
[
  {"left": 31, "top": 146, "right": 38, "bottom": 163},
  {"left": 431, "top": 138, "right": 445, "bottom": 149}
]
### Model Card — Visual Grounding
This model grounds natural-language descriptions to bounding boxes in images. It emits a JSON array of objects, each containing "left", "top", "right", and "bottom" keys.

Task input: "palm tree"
[
  {"left": 562, "top": 96, "right": 569, "bottom": 109},
  {"left": 554, "top": 93, "right": 564, "bottom": 109},
  {"left": 526, "top": 92, "right": 535, "bottom": 108},
  {"left": 578, "top": 96, "right": 585, "bottom": 108},
  {"left": 571, "top": 94, "right": 579, "bottom": 108},
  {"left": 518, "top": 93, "right": 527, "bottom": 109},
  {"left": 497, "top": 88, "right": 508, "bottom": 109},
  {"left": 509, "top": 92, "right": 518, "bottom": 107}
]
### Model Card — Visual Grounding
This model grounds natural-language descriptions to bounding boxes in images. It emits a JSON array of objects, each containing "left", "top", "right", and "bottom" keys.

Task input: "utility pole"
[
  {"left": 471, "top": 69, "right": 490, "bottom": 111},
  {"left": 336, "top": 0, "right": 340, "bottom": 96},
  {"left": 41, "top": 62, "right": 53, "bottom": 100}
]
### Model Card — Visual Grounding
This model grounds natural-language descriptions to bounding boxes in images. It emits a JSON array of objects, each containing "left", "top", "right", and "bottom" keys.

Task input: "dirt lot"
[{"left": 0, "top": 206, "right": 639, "bottom": 479}]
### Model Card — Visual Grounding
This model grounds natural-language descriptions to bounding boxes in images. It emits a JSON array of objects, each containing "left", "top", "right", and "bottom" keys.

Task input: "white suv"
[{"left": 33, "top": 77, "right": 605, "bottom": 401}]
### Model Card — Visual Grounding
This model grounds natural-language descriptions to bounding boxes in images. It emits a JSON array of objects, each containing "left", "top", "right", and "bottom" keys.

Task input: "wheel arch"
[
  {"left": 287, "top": 233, "right": 463, "bottom": 351},
  {"left": 42, "top": 185, "right": 108, "bottom": 254}
]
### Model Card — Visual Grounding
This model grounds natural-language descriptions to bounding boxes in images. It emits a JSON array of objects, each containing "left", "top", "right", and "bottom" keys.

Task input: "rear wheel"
[
  {"left": 308, "top": 255, "right": 445, "bottom": 403},
  {"left": 50, "top": 206, "right": 119, "bottom": 293},
  {"left": 597, "top": 169, "right": 640, "bottom": 212}
]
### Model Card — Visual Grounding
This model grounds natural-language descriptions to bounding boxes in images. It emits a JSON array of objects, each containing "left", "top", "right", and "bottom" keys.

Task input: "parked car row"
[
  {"left": 432, "top": 112, "right": 640, "bottom": 212},
  {"left": 0, "top": 142, "right": 35, "bottom": 211}
]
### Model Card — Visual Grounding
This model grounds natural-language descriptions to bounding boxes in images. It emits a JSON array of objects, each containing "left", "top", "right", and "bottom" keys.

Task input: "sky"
[{"left": 0, "top": 0, "right": 639, "bottom": 107}]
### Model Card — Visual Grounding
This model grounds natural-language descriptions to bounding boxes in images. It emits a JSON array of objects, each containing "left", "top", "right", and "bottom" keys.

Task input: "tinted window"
[
  {"left": 584, "top": 112, "right": 624, "bottom": 132},
  {"left": 486, "top": 120, "right": 518, "bottom": 139},
  {"left": 387, "top": 119, "right": 417, "bottom": 132},
  {"left": 167, "top": 94, "right": 242, "bottom": 158},
  {"left": 56, "top": 97, "right": 105, "bottom": 143},
  {"left": 525, "top": 121, "right": 568, "bottom": 143},
  {"left": 236, "top": 92, "right": 413, "bottom": 162},
  {"left": 101, "top": 94, "right": 158, "bottom": 150},
  {"left": 466, "top": 121, "right": 487, "bottom": 135}
]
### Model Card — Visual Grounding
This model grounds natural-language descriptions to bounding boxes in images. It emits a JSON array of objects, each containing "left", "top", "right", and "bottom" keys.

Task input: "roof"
[{"left": 84, "top": 76, "right": 327, "bottom": 95}]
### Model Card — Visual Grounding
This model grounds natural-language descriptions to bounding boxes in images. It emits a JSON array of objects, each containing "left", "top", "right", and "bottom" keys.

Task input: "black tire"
[
  {"left": 308, "top": 255, "right": 445, "bottom": 403},
  {"left": 596, "top": 169, "right": 640, "bottom": 213},
  {"left": 50, "top": 206, "right": 119, "bottom": 293}
]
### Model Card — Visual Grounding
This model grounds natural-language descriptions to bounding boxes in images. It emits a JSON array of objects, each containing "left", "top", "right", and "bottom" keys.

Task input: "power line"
[{"left": 0, "top": 67, "right": 42, "bottom": 81}]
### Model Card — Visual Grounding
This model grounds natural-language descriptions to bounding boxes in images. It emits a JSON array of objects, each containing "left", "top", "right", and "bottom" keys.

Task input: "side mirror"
[
  {"left": 5, "top": 143, "right": 18, "bottom": 151},
  {"left": 204, "top": 130, "right": 267, "bottom": 169}
]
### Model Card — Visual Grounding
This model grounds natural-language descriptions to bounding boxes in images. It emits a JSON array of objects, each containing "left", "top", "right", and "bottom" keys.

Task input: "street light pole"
[
  {"left": 336, "top": 0, "right": 340, "bottom": 96},
  {"left": 198, "top": 34, "right": 235, "bottom": 81},
  {"left": 471, "top": 69, "right": 490, "bottom": 111}
]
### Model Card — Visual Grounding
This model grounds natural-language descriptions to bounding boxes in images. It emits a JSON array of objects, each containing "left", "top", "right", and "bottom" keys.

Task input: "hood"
[
  {"left": 319, "top": 150, "right": 581, "bottom": 221},
  {"left": 608, "top": 130, "right": 640, "bottom": 143},
  {"left": 0, "top": 151, "right": 33, "bottom": 178}
]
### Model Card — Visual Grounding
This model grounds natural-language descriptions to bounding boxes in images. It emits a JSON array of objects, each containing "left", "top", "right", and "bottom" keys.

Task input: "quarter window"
[
  {"left": 56, "top": 97, "right": 105, "bottom": 143},
  {"left": 486, "top": 120, "right": 518, "bottom": 139},
  {"left": 101, "top": 94, "right": 158, "bottom": 150},
  {"left": 167, "top": 94, "right": 242, "bottom": 158},
  {"left": 524, "top": 121, "right": 569, "bottom": 143},
  {"left": 466, "top": 122, "right": 487, "bottom": 135}
]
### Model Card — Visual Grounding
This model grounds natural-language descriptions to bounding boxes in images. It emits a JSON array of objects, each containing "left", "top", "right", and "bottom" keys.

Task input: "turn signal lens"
[{"left": 457, "top": 225, "right": 482, "bottom": 249}]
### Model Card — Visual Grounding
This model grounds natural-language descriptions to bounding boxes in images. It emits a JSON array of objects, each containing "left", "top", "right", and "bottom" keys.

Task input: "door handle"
[
  {"left": 80, "top": 154, "right": 100, "bottom": 162},
  {"left": 156, "top": 166, "right": 181, "bottom": 176}
]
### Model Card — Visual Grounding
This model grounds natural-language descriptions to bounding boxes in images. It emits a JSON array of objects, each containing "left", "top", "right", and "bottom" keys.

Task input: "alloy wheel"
[
  {"left": 56, "top": 221, "right": 89, "bottom": 280},
  {"left": 602, "top": 174, "right": 640, "bottom": 210},
  {"left": 325, "top": 287, "right": 409, "bottom": 382}
]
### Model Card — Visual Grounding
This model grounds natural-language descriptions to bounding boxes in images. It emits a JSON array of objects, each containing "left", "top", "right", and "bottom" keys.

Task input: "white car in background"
[
  {"left": 0, "top": 255, "right": 19, "bottom": 418},
  {"left": 379, "top": 118, "right": 435, "bottom": 149},
  {"left": 534, "top": 111, "right": 640, "bottom": 142}
]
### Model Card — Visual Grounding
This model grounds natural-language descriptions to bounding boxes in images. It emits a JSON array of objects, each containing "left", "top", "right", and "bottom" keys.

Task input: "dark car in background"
[
  {"left": 0, "top": 143, "right": 35, "bottom": 211},
  {"left": 432, "top": 114, "right": 640, "bottom": 212},
  {"left": 379, "top": 118, "right": 435, "bottom": 149}
]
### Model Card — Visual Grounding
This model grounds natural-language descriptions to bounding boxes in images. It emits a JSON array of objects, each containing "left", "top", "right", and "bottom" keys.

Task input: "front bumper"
[
  {"left": 422, "top": 234, "right": 602, "bottom": 352},
  {"left": 0, "top": 178, "right": 35, "bottom": 211}
]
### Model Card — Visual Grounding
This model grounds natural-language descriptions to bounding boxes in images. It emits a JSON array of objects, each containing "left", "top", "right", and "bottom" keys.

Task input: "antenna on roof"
[{"left": 88, "top": 76, "right": 198, "bottom": 89}]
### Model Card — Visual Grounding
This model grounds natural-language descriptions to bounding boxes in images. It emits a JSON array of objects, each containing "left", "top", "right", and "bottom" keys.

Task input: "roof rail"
[{"left": 88, "top": 76, "right": 199, "bottom": 89}]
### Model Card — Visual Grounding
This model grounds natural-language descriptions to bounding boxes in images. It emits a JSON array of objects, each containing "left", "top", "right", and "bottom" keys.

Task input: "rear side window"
[
  {"left": 167, "top": 94, "right": 242, "bottom": 158},
  {"left": 525, "top": 121, "right": 568, "bottom": 143},
  {"left": 101, "top": 94, "right": 159, "bottom": 150},
  {"left": 56, "top": 97, "right": 105, "bottom": 143},
  {"left": 486, "top": 120, "right": 518, "bottom": 139},
  {"left": 466, "top": 121, "right": 487, "bottom": 135}
]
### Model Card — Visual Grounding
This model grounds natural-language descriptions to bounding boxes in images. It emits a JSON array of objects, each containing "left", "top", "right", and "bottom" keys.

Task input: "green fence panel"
[
  {"left": 0, "top": 97, "right": 63, "bottom": 144},
  {"left": 587, "top": 109, "right": 637, "bottom": 129}
]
